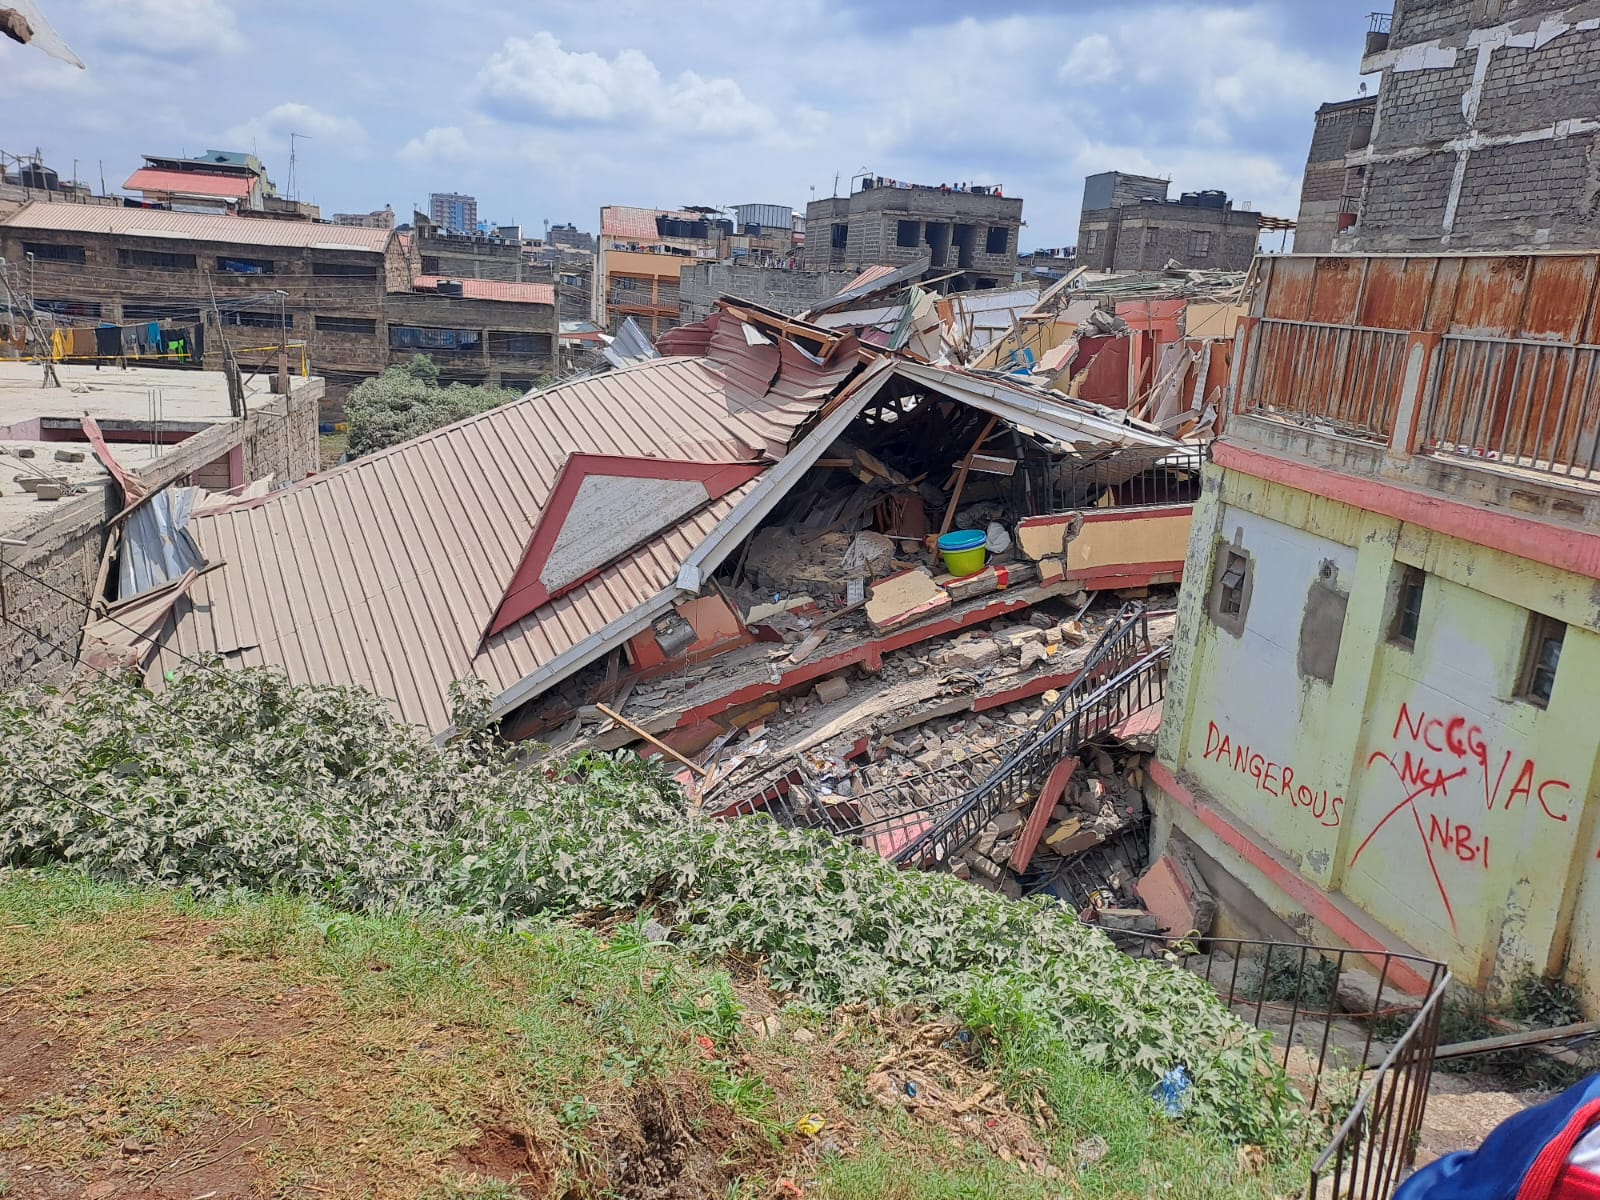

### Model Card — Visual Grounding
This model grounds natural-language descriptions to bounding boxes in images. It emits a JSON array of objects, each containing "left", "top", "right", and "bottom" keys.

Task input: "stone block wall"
[
  {"left": 243, "top": 380, "right": 322, "bottom": 485},
  {"left": 1345, "top": 0, "right": 1600, "bottom": 250},
  {"left": 677, "top": 264, "right": 860, "bottom": 323},
  {"left": 0, "top": 489, "right": 114, "bottom": 686}
]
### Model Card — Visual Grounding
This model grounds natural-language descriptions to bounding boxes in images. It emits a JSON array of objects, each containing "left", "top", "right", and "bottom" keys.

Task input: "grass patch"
[{"left": 0, "top": 869, "right": 1304, "bottom": 1199}]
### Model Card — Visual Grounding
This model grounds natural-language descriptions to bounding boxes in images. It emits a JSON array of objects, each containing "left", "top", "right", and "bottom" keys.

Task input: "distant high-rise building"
[{"left": 429, "top": 192, "right": 477, "bottom": 234}]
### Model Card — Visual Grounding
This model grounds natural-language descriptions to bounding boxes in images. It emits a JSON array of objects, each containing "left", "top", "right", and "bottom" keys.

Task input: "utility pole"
[{"left": 204, "top": 273, "right": 246, "bottom": 417}]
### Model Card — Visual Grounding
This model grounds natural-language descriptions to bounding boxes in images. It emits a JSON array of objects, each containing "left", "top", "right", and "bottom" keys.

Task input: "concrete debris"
[
  {"left": 813, "top": 675, "right": 850, "bottom": 704},
  {"left": 867, "top": 567, "right": 951, "bottom": 632},
  {"left": 932, "top": 639, "right": 1000, "bottom": 669},
  {"left": 1134, "top": 838, "right": 1216, "bottom": 939}
]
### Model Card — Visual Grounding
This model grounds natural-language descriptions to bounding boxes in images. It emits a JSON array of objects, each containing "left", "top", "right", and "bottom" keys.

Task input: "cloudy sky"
[{"left": 2, "top": 0, "right": 1375, "bottom": 250}]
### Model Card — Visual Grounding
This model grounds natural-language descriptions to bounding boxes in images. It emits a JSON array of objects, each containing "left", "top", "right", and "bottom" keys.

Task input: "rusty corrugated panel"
[
  {"left": 413, "top": 275, "right": 556, "bottom": 306},
  {"left": 146, "top": 356, "right": 833, "bottom": 731},
  {"left": 1261, "top": 257, "right": 1314, "bottom": 321},
  {"left": 1449, "top": 257, "right": 1534, "bottom": 338},
  {"left": 703, "top": 316, "right": 781, "bottom": 403},
  {"left": 1356, "top": 257, "right": 1433, "bottom": 331},
  {"left": 655, "top": 316, "right": 715, "bottom": 356},
  {"left": 769, "top": 334, "right": 861, "bottom": 406},
  {"left": 1, "top": 201, "right": 394, "bottom": 251},
  {"left": 1521, "top": 256, "right": 1598, "bottom": 343},
  {"left": 1306, "top": 256, "right": 1362, "bottom": 324}
]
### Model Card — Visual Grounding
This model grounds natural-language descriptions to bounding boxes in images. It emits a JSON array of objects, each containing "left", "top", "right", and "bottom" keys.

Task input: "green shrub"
[
  {"left": 344, "top": 355, "right": 521, "bottom": 458},
  {"left": 0, "top": 667, "right": 1304, "bottom": 1146}
]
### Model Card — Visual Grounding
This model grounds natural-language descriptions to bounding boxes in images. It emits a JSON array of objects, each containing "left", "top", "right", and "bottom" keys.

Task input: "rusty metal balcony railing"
[
  {"left": 1236, "top": 318, "right": 1411, "bottom": 444},
  {"left": 1422, "top": 334, "right": 1600, "bottom": 481}
]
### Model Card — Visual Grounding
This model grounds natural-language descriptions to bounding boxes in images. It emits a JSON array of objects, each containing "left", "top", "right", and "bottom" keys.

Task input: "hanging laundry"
[
  {"left": 51, "top": 329, "right": 67, "bottom": 360},
  {"left": 146, "top": 322, "right": 160, "bottom": 353},
  {"left": 70, "top": 327, "right": 94, "bottom": 358},
  {"left": 94, "top": 324, "right": 121, "bottom": 359},
  {"left": 121, "top": 326, "right": 139, "bottom": 356}
]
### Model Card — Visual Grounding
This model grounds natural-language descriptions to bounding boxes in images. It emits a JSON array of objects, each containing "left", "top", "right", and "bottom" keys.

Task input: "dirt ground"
[
  {"left": 0, "top": 897, "right": 1063, "bottom": 1200},
  {"left": 1414, "top": 1072, "right": 1544, "bottom": 1167}
]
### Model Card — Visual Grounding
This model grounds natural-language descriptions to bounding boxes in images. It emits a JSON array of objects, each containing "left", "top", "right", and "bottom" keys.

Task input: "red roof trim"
[{"left": 484, "top": 453, "right": 764, "bottom": 640}]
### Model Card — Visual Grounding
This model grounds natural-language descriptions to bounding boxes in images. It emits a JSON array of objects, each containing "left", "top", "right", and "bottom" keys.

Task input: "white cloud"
[
  {"left": 1060, "top": 34, "right": 1120, "bottom": 85},
  {"left": 399, "top": 126, "right": 478, "bottom": 166},
  {"left": 225, "top": 103, "right": 366, "bottom": 155},
  {"left": 81, "top": 0, "right": 241, "bottom": 58},
  {"left": 476, "top": 32, "right": 773, "bottom": 137}
]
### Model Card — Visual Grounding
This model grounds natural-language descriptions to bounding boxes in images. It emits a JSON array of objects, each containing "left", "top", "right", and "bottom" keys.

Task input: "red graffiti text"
[
  {"left": 1202, "top": 721, "right": 1343, "bottom": 827},
  {"left": 1391, "top": 704, "right": 1572, "bottom": 822}
]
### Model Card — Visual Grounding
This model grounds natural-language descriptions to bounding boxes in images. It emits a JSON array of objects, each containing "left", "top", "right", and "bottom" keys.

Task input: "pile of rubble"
[{"left": 952, "top": 739, "right": 1151, "bottom": 898}]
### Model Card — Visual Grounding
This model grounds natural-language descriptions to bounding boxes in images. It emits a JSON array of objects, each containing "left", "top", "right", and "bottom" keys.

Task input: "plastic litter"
[
  {"left": 985, "top": 521, "right": 1011, "bottom": 554},
  {"left": 1152, "top": 1065, "right": 1191, "bottom": 1115},
  {"left": 795, "top": 1112, "right": 826, "bottom": 1137}
]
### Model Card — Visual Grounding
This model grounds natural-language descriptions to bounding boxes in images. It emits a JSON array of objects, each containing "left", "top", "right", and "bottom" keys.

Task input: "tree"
[{"left": 345, "top": 355, "right": 522, "bottom": 458}]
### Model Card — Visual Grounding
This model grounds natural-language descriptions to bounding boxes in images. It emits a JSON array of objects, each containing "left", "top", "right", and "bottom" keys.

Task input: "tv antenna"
[{"left": 288, "top": 131, "right": 311, "bottom": 199}]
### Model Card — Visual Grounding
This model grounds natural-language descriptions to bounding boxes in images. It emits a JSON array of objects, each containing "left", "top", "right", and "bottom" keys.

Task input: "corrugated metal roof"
[
  {"left": 123, "top": 168, "right": 254, "bottom": 199},
  {"left": 1, "top": 202, "right": 395, "bottom": 251},
  {"left": 601, "top": 206, "right": 666, "bottom": 240},
  {"left": 413, "top": 276, "right": 556, "bottom": 306},
  {"left": 600, "top": 205, "right": 705, "bottom": 240},
  {"left": 149, "top": 353, "right": 842, "bottom": 731},
  {"left": 842, "top": 264, "right": 897, "bottom": 293}
]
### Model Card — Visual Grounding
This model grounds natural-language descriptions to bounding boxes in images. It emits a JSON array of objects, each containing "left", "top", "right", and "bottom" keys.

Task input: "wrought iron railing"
[
  {"left": 1237, "top": 319, "right": 1410, "bottom": 444},
  {"left": 1422, "top": 335, "right": 1600, "bottom": 481},
  {"left": 1010, "top": 445, "right": 1207, "bottom": 514},
  {"left": 892, "top": 642, "right": 1168, "bottom": 867},
  {"left": 1127, "top": 934, "right": 1449, "bottom": 1200}
]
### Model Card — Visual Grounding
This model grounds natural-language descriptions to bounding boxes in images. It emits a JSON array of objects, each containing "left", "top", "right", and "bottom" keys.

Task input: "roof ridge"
[{"left": 188, "top": 356, "right": 720, "bottom": 521}]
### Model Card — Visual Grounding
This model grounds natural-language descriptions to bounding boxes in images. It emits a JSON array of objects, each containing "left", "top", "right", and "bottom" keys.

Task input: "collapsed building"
[{"left": 98, "top": 278, "right": 1224, "bottom": 934}]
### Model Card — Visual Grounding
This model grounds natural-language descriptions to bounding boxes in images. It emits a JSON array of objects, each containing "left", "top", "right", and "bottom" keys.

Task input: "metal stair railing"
[
  {"left": 865, "top": 601, "right": 1153, "bottom": 868},
  {"left": 891, "top": 644, "right": 1170, "bottom": 868}
]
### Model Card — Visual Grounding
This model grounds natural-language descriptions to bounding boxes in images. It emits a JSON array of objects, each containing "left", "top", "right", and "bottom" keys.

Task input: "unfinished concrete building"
[
  {"left": 1293, "top": 96, "right": 1378, "bottom": 253},
  {"left": 801, "top": 181, "right": 1021, "bottom": 293},
  {"left": 1077, "top": 172, "right": 1265, "bottom": 272},
  {"left": 1343, "top": 0, "right": 1600, "bottom": 251},
  {"left": 677, "top": 262, "right": 859, "bottom": 324}
]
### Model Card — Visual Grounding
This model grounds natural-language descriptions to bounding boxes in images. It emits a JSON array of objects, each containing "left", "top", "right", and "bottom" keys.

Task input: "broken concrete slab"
[
  {"left": 1135, "top": 844, "right": 1216, "bottom": 939},
  {"left": 1010, "top": 757, "right": 1076, "bottom": 873},
  {"left": 932, "top": 639, "right": 1000, "bottom": 669},
  {"left": 1015, "top": 512, "right": 1084, "bottom": 561},
  {"left": 813, "top": 675, "right": 850, "bottom": 704},
  {"left": 1335, "top": 970, "right": 1415, "bottom": 1019},
  {"left": 1018, "top": 642, "right": 1050, "bottom": 671},
  {"left": 867, "top": 567, "right": 951, "bottom": 633},
  {"left": 940, "top": 560, "right": 1038, "bottom": 602}
]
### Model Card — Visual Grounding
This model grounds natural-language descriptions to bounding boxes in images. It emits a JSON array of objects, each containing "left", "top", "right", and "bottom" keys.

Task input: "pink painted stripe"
[
  {"left": 1213, "top": 442, "right": 1600, "bottom": 582},
  {"left": 1150, "top": 759, "right": 1432, "bottom": 995}
]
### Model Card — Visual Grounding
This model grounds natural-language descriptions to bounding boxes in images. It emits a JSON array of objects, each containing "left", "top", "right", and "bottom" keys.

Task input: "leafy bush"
[
  {"left": 344, "top": 355, "right": 522, "bottom": 458},
  {"left": 0, "top": 667, "right": 1305, "bottom": 1145}
]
